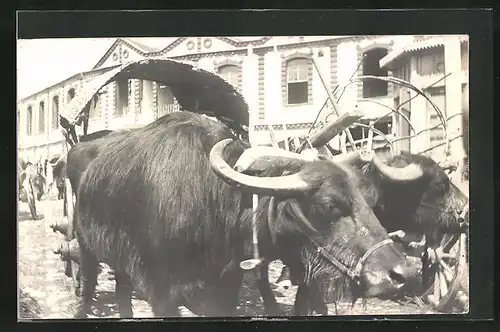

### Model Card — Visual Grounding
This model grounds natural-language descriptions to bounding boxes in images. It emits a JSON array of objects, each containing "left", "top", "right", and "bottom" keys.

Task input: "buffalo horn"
[
  {"left": 233, "top": 145, "right": 315, "bottom": 173},
  {"left": 372, "top": 155, "right": 424, "bottom": 182},
  {"left": 210, "top": 139, "right": 311, "bottom": 196}
]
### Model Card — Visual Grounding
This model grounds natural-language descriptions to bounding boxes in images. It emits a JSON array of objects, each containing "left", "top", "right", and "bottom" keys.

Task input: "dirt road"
[{"left": 18, "top": 197, "right": 437, "bottom": 320}]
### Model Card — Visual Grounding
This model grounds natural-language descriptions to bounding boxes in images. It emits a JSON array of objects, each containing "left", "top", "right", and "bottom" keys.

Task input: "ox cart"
[{"left": 50, "top": 57, "right": 469, "bottom": 315}]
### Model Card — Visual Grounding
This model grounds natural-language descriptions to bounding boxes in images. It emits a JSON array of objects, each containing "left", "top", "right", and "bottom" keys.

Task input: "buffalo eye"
[{"left": 326, "top": 200, "right": 351, "bottom": 220}]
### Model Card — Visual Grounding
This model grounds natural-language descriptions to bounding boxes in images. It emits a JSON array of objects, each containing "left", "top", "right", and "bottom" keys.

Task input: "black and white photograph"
[{"left": 17, "top": 34, "right": 470, "bottom": 320}]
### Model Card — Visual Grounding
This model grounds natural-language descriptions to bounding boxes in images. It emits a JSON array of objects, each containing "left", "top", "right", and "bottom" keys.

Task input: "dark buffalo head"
[
  {"left": 361, "top": 151, "right": 468, "bottom": 239},
  {"left": 210, "top": 139, "right": 419, "bottom": 301}
]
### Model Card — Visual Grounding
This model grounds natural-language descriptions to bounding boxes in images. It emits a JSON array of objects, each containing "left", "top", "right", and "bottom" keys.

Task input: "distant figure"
[
  {"left": 18, "top": 161, "right": 44, "bottom": 219},
  {"left": 49, "top": 155, "right": 66, "bottom": 200},
  {"left": 43, "top": 159, "right": 48, "bottom": 177}
]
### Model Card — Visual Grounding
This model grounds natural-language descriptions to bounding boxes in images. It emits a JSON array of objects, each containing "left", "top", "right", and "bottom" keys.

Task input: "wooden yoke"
[{"left": 307, "top": 110, "right": 364, "bottom": 148}]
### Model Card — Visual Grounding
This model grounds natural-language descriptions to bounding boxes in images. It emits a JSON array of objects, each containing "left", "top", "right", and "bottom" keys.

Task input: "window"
[
  {"left": 52, "top": 96, "right": 59, "bottom": 130},
  {"left": 67, "top": 88, "right": 76, "bottom": 103},
  {"left": 218, "top": 65, "right": 240, "bottom": 88},
  {"left": 286, "top": 58, "right": 309, "bottom": 105},
  {"left": 115, "top": 79, "right": 130, "bottom": 116},
  {"left": 417, "top": 48, "right": 445, "bottom": 76},
  {"left": 38, "top": 101, "right": 45, "bottom": 134},
  {"left": 362, "top": 48, "right": 389, "bottom": 98},
  {"left": 26, "top": 106, "right": 33, "bottom": 136}
]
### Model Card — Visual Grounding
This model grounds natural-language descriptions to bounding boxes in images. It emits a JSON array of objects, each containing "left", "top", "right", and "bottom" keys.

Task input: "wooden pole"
[{"left": 311, "top": 57, "right": 357, "bottom": 148}]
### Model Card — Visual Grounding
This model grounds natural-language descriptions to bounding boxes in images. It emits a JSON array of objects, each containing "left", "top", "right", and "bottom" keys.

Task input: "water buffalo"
[
  {"left": 274, "top": 149, "right": 468, "bottom": 314},
  {"left": 358, "top": 152, "right": 468, "bottom": 242},
  {"left": 72, "top": 111, "right": 418, "bottom": 318}
]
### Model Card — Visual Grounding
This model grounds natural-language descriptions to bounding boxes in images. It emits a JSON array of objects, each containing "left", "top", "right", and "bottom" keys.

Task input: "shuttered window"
[
  {"left": 38, "top": 101, "right": 45, "bottom": 134},
  {"left": 26, "top": 106, "right": 33, "bottom": 136},
  {"left": 52, "top": 96, "right": 59, "bottom": 129},
  {"left": 286, "top": 58, "right": 309, "bottom": 105}
]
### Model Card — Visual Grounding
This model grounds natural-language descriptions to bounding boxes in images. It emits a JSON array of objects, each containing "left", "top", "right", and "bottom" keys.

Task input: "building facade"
[
  {"left": 17, "top": 35, "right": 468, "bottom": 167},
  {"left": 380, "top": 35, "right": 469, "bottom": 162}
]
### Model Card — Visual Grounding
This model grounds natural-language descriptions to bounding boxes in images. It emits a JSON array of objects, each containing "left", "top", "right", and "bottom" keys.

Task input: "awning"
[
  {"left": 379, "top": 35, "right": 468, "bottom": 70},
  {"left": 60, "top": 58, "right": 250, "bottom": 135}
]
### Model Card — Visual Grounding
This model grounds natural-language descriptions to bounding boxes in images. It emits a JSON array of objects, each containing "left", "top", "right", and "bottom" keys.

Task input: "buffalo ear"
[
  {"left": 358, "top": 178, "right": 380, "bottom": 208},
  {"left": 276, "top": 198, "right": 318, "bottom": 235}
]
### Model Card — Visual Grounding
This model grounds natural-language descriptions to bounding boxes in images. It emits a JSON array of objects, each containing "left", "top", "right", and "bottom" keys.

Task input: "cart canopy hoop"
[{"left": 59, "top": 58, "right": 250, "bottom": 137}]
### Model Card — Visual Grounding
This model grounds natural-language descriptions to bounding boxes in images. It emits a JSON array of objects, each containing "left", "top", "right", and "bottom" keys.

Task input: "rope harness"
[{"left": 267, "top": 196, "right": 395, "bottom": 283}]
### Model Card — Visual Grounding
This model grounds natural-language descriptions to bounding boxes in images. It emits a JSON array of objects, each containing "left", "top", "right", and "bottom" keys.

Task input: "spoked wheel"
[
  {"left": 420, "top": 232, "right": 469, "bottom": 313},
  {"left": 63, "top": 178, "right": 81, "bottom": 296}
]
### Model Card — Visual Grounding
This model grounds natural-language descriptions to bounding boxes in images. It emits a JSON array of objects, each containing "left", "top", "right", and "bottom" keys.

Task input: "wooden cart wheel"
[
  {"left": 64, "top": 178, "right": 81, "bottom": 296},
  {"left": 421, "top": 232, "right": 469, "bottom": 312}
]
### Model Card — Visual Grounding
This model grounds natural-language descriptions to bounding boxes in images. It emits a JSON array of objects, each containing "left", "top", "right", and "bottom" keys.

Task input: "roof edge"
[{"left": 18, "top": 64, "right": 121, "bottom": 104}]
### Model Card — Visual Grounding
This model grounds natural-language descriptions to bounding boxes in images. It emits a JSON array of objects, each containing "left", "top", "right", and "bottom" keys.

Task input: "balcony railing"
[{"left": 157, "top": 104, "right": 180, "bottom": 118}]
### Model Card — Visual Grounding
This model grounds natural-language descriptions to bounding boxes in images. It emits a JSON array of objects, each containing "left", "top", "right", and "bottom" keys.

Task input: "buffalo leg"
[
  {"left": 115, "top": 272, "right": 133, "bottom": 318},
  {"left": 307, "top": 285, "right": 328, "bottom": 315},
  {"left": 74, "top": 241, "right": 99, "bottom": 318},
  {"left": 294, "top": 283, "right": 310, "bottom": 315},
  {"left": 257, "top": 262, "right": 281, "bottom": 316},
  {"left": 292, "top": 281, "right": 327, "bottom": 316},
  {"left": 208, "top": 267, "right": 244, "bottom": 316},
  {"left": 149, "top": 286, "right": 180, "bottom": 318}
]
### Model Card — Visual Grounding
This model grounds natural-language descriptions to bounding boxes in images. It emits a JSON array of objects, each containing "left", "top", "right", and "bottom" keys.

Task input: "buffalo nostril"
[{"left": 389, "top": 266, "right": 407, "bottom": 287}]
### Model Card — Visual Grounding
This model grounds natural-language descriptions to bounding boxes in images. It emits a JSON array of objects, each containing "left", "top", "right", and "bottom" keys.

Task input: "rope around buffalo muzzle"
[{"left": 267, "top": 196, "right": 395, "bottom": 284}]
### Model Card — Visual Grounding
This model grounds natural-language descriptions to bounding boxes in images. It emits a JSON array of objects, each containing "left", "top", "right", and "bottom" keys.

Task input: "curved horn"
[
  {"left": 372, "top": 155, "right": 424, "bottom": 183},
  {"left": 210, "top": 139, "right": 311, "bottom": 196},
  {"left": 234, "top": 145, "right": 315, "bottom": 173}
]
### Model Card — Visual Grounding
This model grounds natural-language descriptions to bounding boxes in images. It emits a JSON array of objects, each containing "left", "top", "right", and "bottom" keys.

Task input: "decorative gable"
[
  {"left": 157, "top": 36, "right": 272, "bottom": 58},
  {"left": 119, "top": 43, "right": 146, "bottom": 63},
  {"left": 162, "top": 37, "right": 198, "bottom": 57},
  {"left": 96, "top": 40, "right": 122, "bottom": 69}
]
